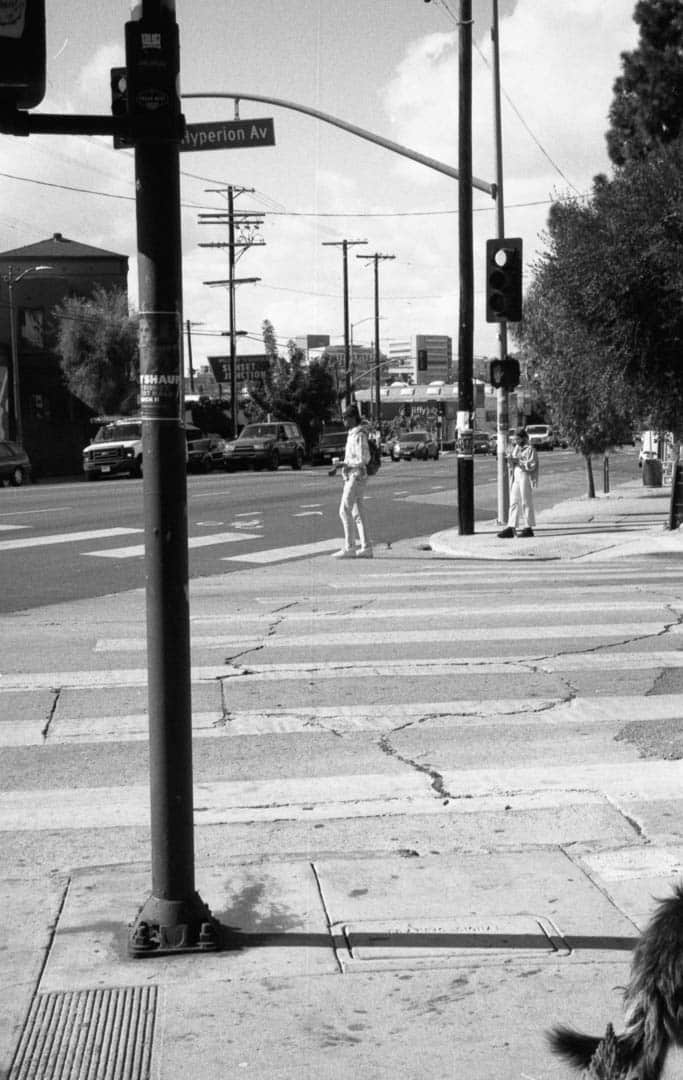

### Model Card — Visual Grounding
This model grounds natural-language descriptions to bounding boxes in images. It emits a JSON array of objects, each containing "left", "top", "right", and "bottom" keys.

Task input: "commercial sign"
[
  {"left": 209, "top": 355, "right": 271, "bottom": 384},
  {"left": 180, "top": 118, "right": 275, "bottom": 153}
]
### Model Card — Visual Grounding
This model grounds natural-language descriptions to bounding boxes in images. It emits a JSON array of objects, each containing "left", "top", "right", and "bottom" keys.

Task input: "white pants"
[
  {"left": 339, "top": 471, "right": 370, "bottom": 549},
  {"left": 508, "top": 466, "right": 536, "bottom": 529}
]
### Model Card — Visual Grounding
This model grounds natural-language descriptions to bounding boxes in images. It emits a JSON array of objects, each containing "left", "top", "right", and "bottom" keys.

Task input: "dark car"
[
  {"left": 391, "top": 430, "right": 439, "bottom": 461},
  {"left": 186, "top": 428, "right": 226, "bottom": 473},
  {"left": 223, "top": 421, "right": 305, "bottom": 471},
  {"left": 311, "top": 428, "right": 347, "bottom": 466},
  {"left": 473, "top": 431, "right": 494, "bottom": 454},
  {"left": 0, "top": 441, "right": 31, "bottom": 486}
]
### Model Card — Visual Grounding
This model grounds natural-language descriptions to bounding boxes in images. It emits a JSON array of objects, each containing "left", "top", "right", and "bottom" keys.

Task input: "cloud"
[{"left": 381, "top": 0, "right": 638, "bottom": 198}]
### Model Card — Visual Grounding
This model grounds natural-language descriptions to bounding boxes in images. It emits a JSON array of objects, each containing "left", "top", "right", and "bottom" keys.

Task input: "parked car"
[
  {"left": 473, "top": 431, "right": 494, "bottom": 454},
  {"left": 223, "top": 421, "right": 305, "bottom": 471},
  {"left": 391, "top": 430, "right": 439, "bottom": 461},
  {"left": 0, "top": 440, "right": 32, "bottom": 486},
  {"left": 186, "top": 429, "right": 226, "bottom": 473},
  {"left": 311, "top": 427, "right": 347, "bottom": 466},
  {"left": 526, "top": 424, "right": 555, "bottom": 451}
]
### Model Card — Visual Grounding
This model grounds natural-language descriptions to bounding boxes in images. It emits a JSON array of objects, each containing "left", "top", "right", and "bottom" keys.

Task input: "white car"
[{"left": 526, "top": 424, "right": 554, "bottom": 451}]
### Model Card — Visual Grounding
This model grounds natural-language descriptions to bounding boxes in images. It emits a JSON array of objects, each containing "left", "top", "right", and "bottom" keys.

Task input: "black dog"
[{"left": 548, "top": 883, "right": 683, "bottom": 1079}]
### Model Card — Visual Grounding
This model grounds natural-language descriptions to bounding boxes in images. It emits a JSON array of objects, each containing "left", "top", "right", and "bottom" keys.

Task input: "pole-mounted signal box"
[{"left": 0, "top": 0, "right": 46, "bottom": 110}]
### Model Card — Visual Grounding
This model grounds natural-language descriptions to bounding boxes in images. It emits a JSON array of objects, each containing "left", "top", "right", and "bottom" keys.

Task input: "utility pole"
[
  {"left": 322, "top": 239, "right": 367, "bottom": 405},
  {"left": 357, "top": 252, "right": 395, "bottom": 424},
  {"left": 492, "top": 0, "right": 510, "bottom": 524},
  {"left": 185, "top": 319, "right": 204, "bottom": 393},
  {"left": 126, "top": 0, "right": 219, "bottom": 956},
  {"left": 199, "top": 187, "right": 264, "bottom": 436},
  {"left": 457, "top": 0, "right": 475, "bottom": 534}
]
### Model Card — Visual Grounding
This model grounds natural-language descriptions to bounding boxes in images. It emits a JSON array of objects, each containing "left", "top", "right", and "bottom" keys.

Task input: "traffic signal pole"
[
  {"left": 126, "top": 0, "right": 219, "bottom": 957},
  {"left": 457, "top": 0, "right": 475, "bottom": 535},
  {"left": 491, "top": 0, "right": 510, "bottom": 524}
]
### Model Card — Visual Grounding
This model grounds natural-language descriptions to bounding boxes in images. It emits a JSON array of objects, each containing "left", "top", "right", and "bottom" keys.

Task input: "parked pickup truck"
[
  {"left": 82, "top": 418, "right": 144, "bottom": 480},
  {"left": 83, "top": 419, "right": 212, "bottom": 479}
]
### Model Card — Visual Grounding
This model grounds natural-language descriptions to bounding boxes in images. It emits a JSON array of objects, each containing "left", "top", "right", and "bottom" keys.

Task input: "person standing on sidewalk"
[
  {"left": 497, "top": 427, "right": 538, "bottom": 539},
  {"left": 331, "top": 403, "right": 373, "bottom": 559}
]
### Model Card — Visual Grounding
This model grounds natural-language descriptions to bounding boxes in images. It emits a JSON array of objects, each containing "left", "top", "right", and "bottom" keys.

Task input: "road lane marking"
[
  {"left": 83, "top": 530, "right": 260, "bottom": 558},
  {"left": 0, "top": 527, "right": 142, "bottom": 552},
  {"left": 0, "top": 506, "right": 73, "bottom": 517},
  {"left": 223, "top": 538, "right": 342, "bottom": 563},
  {"left": 0, "top": 524, "right": 27, "bottom": 532}
]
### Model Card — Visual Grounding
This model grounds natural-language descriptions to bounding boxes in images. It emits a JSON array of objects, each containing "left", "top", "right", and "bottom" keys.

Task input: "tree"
[
  {"left": 518, "top": 282, "right": 635, "bottom": 496},
  {"left": 606, "top": 0, "right": 683, "bottom": 165},
  {"left": 241, "top": 322, "right": 337, "bottom": 448},
  {"left": 53, "top": 287, "right": 139, "bottom": 415}
]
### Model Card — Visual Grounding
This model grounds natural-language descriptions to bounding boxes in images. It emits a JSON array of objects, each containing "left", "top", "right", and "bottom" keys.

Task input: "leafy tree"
[
  {"left": 518, "top": 279, "right": 635, "bottom": 496},
  {"left": 53, "top": 287, "right": 139, "bottom": 415},
  {"left": 241, "top": 323, "right": 337, "bottom": 449},
  {"left": 607, "top": 0, "right": 683, "bottom": 165},
  {"left": 589, "top": 142, "right": 683, "bottom": 432}
]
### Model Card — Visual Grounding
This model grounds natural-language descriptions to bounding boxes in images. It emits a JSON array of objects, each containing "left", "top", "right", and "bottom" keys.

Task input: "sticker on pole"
[{"left": 139, "top": 312, "right": 182, "bottom": 420}]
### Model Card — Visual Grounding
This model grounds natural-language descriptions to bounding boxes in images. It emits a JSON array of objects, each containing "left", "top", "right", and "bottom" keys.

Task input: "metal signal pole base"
[{"left": 129, "top": 892, "right": 222, "bottom": 957}]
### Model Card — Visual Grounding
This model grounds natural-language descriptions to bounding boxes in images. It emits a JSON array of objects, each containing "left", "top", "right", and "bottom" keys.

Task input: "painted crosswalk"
[{"left": 2, "top": 555, "right": 683, "bottom": 858}]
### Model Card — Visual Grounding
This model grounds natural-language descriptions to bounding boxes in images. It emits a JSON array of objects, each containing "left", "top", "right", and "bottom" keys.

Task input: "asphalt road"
[{"left": 0, "top": 448, "right": 640, "bottom": 613}]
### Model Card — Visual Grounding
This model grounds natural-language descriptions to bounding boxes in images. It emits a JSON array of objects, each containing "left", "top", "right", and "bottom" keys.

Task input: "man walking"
[
  {"left": 331, "top": 403, "right": 373, "bottom": 559},
  {"left": 497, "top": 427, "right": 538, "bottom": 539}
]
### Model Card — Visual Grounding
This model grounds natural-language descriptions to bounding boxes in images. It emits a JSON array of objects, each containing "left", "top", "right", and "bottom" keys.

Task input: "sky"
[{"left": 1, "top": 0, "right": 639, "bottom": 372}]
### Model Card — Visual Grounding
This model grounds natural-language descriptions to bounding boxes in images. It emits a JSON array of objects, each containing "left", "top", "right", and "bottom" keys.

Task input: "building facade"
[{"left": 0, "top": 233, "right": 129, "bottom": 477}]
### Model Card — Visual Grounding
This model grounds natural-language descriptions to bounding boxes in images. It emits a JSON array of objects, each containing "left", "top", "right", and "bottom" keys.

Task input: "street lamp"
[{"left": 5, "top": 264, "right": 54, "bottom": 446}]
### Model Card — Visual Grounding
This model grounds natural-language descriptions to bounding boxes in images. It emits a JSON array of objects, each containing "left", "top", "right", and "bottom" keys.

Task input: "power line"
[{"left": 430, "top": 0, "right": 581, "bottom": 195}]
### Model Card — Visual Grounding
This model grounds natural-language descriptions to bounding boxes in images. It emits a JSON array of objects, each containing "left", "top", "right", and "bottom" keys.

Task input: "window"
[{"left": 19, "top": 308, "right": 45, "bottom": 347}]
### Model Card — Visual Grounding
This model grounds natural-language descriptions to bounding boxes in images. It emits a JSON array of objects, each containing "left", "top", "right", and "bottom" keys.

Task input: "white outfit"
[
  {"left": 507, "top": 443, "right": 538, "bottom": 529},
  {"left": 338, "top": 423, "right": 371, "bottom": 553}
]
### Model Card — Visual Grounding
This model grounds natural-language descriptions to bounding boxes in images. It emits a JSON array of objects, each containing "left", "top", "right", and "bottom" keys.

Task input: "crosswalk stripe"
[
  {"left": 223, "top": 538, "right": 343, "bottom": 563},
  {"left": 83, "top": 530, "right": 260, "bottom": 558},
  {"left": 93, "top": 621, "right": 678, "bottom": 652},
  {"left": 0, "top": 527, "right": 142, "bottom": 552},
  {"left": 190, "top": 599, "right": 678, "bottom": 624},
  {"left": 10, "top": 693, "right": 683, "bottom": 747},
  {"left": 2, "top": 650, "right": 683, "bottom": 692},
  {"left": 1, "top": 759, "right": 682, "bottom": 831}
]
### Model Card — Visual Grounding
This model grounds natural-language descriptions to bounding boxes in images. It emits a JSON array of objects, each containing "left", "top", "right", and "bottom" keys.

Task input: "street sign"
[
  {"left": 180, "top": 118, "right": 275, "bottom": 153},
  {"left": 209, "top": 355, "right": 270, "bottom": 383}
]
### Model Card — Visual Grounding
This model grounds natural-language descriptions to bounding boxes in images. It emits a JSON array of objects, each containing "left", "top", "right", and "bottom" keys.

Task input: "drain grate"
[{"left": 9, "top": 986, "right": 158, "bottom": 1080}]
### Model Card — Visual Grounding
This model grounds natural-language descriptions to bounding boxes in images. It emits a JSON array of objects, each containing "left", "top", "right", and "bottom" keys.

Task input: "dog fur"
[{"left": 547, "top": 883, "right": 683, "bottom": 1079}]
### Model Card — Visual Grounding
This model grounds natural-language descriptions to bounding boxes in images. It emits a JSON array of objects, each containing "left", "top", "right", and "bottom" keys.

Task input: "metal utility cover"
[{"left": 335, "top": 915, "right": 570, "bottom": 972}]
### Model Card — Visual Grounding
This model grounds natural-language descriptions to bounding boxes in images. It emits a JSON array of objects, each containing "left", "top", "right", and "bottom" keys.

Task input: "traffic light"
[
  {"left": 0, "top": 0, "right": 46, "bottom": 109},
  {"left": 485, "top": 238, "right": 523, "bottom": 323},
  {"left": 417, "top": 348, "right": 428, "bottom": 372},
  {"left": 110, "top": 68, "right": 134, "bottom": 149},
  {"left": 489, "top": 356, "right": 520, "bottom": 391}
]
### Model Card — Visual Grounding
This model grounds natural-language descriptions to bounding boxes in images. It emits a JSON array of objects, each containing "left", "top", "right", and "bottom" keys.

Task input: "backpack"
[{"left": 366, "top": 438, "right": 382, "bottom": 476}]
